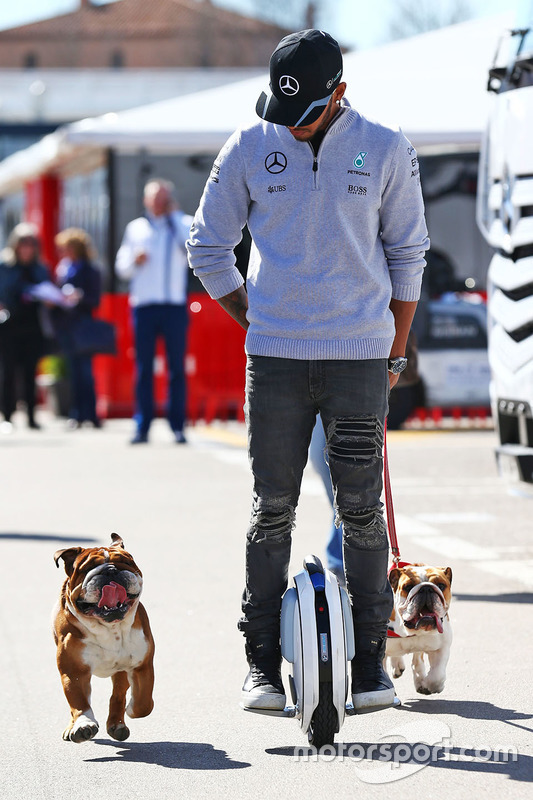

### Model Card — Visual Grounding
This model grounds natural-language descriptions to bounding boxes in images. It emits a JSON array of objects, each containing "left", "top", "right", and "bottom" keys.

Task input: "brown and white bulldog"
[
  {"left": 385, "top": 563, "right": 452, "bottom": 695},
  {"left": 53, "top": 533, "right": 155, "bottom": 743}
]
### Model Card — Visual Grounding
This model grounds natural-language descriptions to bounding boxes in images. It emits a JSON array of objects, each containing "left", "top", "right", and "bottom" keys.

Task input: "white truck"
[{"left": 477, "top": 0, "right": 533, "bottom": 482}]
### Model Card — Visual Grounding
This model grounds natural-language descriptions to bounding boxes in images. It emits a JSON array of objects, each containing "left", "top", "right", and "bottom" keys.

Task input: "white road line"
[
  {"left": 393, "top": 514, "right": 440, "bottom": 536},
  {"left": 409, "top": 534, "right": 499, "bottom": 561},
  {"left": 391, "top": 477, "right": 499, "bottom": 486},
  {"left": 414, "top": 512, "right": 494, "bottom": 524},
  {"left": 210, "top": 450, "right": 249, "bottom": 467},
  {"left": 472, "top": 560, "right": 533, "bottom": 589},
  {"left": 391, "top": 486, "right": 501, "bottom": 496}
]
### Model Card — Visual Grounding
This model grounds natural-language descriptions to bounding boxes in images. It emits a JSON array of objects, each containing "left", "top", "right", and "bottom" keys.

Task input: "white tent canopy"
[{"left": 0, "top": 14, "right": 511, "bottom": 196}]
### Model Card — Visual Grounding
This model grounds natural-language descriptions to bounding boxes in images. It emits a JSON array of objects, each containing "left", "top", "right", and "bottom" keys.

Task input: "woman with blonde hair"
[{"left": 54, "top": 228, "right": 102, "bottom": 429}]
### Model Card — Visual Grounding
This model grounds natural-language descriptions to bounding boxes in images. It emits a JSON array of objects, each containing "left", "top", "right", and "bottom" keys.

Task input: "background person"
[
  {"left": 0, "top": 223, "right": 50, "bottom": 430},
  {"left": 54, "top": 228, "right": 102, "bottom": 429},
  {"left": 187, "top": 30, "right": 429, "bottom": 714},
  {"left": 115, "top": 178, "right": 193, "bottom": 445}
]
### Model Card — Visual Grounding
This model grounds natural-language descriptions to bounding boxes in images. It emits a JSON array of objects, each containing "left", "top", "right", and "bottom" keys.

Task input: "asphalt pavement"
[{"left": 1, "top": 410, "right": 531, "bottom": 799}]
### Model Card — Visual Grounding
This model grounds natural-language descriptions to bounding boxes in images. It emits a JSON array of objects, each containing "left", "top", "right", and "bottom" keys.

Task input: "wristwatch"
[{"left": 388, "top": 357, "right": 408, "bottom": 375}]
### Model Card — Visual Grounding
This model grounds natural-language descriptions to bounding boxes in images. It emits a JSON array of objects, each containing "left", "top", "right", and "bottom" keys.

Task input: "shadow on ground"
[
  {"left": 0, "top": 532, "right": 98, "bottom": 543},
  {"left": 455, "top": 592, "right": 533, "bottom": 604},
  {"left": 86, "top": 739, "right": 251, "bottom": 770},
  {"left": 396, "top": 697, "right": 532, "bottom": 729}
]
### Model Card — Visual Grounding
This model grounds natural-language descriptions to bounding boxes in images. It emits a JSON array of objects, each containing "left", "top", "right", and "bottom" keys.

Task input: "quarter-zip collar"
[{"left": 277, "top": 99, "right": 353, "bottom": 184}]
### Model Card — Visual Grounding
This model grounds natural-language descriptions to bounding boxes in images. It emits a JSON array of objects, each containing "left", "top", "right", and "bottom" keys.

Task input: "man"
[
  {"left": 187, "top": 30, "right": 429, "bottom": 713},
  {"left": 116, "top": 179, "right": 192, "bottom": 444}
]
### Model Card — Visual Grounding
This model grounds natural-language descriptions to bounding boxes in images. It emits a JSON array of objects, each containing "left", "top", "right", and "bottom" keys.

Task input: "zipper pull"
[{"left": 313, "top": 158, "right": 318, "bottom": 172}]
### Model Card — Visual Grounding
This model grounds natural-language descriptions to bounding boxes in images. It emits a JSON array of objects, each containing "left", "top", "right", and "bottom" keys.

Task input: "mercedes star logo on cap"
[
  {"left": 265, "top": 152, "right": 288, "bottom": 174},
  {"left": 279, "top": 75, "right": 300, "bottom": 96}
]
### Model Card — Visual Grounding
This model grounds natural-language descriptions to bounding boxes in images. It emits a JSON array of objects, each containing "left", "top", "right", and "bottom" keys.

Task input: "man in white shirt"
[{"left": 116, "top": 179, "right": 192, "bottom": 444}]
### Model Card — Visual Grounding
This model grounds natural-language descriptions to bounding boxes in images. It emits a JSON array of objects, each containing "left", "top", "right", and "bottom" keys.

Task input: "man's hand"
[
  {"left": 216, "top": 286, "right": 249, "bottom": 331},
  {"left": 134, "top": 249, "right": 148, "bottom": 266},
  {"left": 389, "top": 371, "right": 400, "bottom": 390},
  {"left": 388, "top": 298, "right": 418, "bottom": 390}
]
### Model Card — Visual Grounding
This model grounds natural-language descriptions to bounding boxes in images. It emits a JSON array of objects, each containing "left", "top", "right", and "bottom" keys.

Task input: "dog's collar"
[
  {"left": 387, "top": 627, "right": 404, "bottom": 638},
  {"left": 387, "top": 623, "right": 415, "bottom": 639}
]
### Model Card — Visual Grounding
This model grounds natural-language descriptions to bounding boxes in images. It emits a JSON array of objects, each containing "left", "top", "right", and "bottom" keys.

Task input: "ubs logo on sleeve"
[{"left": 265, "top": 152, "right": 287, "bottom": 174}]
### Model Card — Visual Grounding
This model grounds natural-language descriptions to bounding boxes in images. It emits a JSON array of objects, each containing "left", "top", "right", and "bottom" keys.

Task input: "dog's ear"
[
  {"left": 388, "top": 568, "right": 401, "bottom": 592},
  {"left": 443, "top": 567, "right": 452, "bottom": 585},
  {"left": 54, "top": 547, "right": 83, "bottom": 575},
  {"left": 110, "top": 533, "right": 125, "bottom": 549}
]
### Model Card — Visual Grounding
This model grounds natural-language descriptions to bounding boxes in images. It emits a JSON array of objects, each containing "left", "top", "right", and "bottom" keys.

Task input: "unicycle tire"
[{"left": 308, "top": 682, "right": 337, "bottom": 749}]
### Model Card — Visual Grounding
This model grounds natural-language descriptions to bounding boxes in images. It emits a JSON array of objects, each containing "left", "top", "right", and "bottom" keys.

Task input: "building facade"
[{"left": 0, "top": 0, "right": 288, "bottom": 69}]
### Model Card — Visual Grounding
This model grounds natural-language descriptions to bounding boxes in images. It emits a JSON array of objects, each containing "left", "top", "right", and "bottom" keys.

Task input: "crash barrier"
[
  {"left": 404, "top": 406, "right": 493, "bottom": 429},
  {"left": 91, "top": 292, "right": 247, "bottom": 422}
]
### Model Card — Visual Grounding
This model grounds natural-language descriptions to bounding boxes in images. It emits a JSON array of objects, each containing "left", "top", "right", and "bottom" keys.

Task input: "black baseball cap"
[{"left": 256, "top": 29, "right": 343, "bottom": 128}]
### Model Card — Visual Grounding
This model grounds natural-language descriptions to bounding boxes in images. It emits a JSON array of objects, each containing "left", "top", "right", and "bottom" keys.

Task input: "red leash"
[
  {"left": 383, "top": 419, "right": 410, "bottom": 573},
  {"left": 384, "top": 420, "right": 415, "bottom": 639}
]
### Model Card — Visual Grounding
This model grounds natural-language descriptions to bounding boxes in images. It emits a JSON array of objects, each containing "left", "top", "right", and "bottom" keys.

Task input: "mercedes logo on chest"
[
  {"left": 279, "top": 75, "right": 299, "bottom": 96},
  {"left": 265, "top": 152, "right": 287, "bottom": 174}
]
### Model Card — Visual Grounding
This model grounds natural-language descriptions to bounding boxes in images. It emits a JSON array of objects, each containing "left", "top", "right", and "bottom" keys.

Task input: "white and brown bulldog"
[
  {"left": 386, "top": 563, "right": 452, "bottom": 695},
  {"left": 53, "top": 533, "right": 155, "bottom": 743}
]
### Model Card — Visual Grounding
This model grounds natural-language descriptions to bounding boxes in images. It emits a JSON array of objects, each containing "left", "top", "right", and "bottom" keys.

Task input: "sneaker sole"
[
  {"left": 352, "top": 687, "right": 396, "bottom": 711},
  {"left": 241, "top": 690, "right": 286, "bottom": 711}
]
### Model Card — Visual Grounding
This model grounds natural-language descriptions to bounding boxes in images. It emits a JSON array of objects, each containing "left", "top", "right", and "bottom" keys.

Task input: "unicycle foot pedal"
[
  {"left": 240, "top": 704, "right": 297, "bottom": 718},
  {"left": 346, "top": 695, "right": 401, "bottom": 715}
]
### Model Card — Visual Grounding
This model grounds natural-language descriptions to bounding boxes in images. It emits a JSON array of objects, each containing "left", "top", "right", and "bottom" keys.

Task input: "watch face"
[{"left": 389, "top": 357, "right": 408, "bottom": 374}]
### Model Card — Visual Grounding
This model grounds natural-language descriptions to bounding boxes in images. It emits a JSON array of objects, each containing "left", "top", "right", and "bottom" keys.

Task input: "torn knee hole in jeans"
[
  {"left": 342, "top": 507, "right": 388, "bottom": 550},
  {"left": 248, "top": 507, "right": 295, "bottom": 544},
  {"left": 326, "top": 416, "right": 384, "bottom": 466},
  {"left": 343, "top": 508, "right": 376, "bottom": 527}
]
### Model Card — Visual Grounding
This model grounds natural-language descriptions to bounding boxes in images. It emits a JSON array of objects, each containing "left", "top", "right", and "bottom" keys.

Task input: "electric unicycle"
[{"left": 243, "top": 554, "right": 355, "bottom": 748}]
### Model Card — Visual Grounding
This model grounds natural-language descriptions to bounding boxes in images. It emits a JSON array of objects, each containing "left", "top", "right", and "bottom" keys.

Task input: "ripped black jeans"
[{"left": 239, "top": 355, "right": 394, "bottom": 637}]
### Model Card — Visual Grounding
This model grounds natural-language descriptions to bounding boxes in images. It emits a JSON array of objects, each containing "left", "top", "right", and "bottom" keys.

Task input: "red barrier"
[
  {"left": 93, "top": 292, "right": 247, "bottom": 422},
  {"left": 186, "top": 295, "right": 247, "bottom": 422},
  {"left": 406, "top": 406, "right": 491, "bottom": 428},
  {"left": 25, "top": 176, "right": 61, "bottom": 268}
]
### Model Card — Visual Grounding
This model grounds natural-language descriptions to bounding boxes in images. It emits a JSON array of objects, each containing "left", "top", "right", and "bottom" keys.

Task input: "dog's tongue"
[
  {"left": 417, "top": 611, "right": 444, "bottom": 633},
  {"left": 98, "top": 581, "right": 127, "bottom": 609}
]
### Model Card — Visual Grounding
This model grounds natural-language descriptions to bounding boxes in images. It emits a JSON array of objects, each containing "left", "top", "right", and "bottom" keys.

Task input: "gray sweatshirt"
[{"left": 187, "top": 101, "right": 429, "bottom": 360}]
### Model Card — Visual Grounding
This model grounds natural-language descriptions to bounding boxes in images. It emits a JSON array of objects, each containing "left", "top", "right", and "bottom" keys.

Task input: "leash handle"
[{"left": 383, "top": 419, "right": 401, "bottom": 564}]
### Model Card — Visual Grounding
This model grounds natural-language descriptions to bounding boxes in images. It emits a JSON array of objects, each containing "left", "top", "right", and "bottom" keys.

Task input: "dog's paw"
[
  {"left": 389, "top": 656, "right": 405, "bottom": 679},
  {"left": 65, "top": 714, "right": 99, "bottom": 743},
  {"left": 126, "top": 696, "right": 154, "bottom": 719},
  {"left": 415, "top": 679, "right": 445, "bottom": 695},
  {"left": 393, "top": 665, "right": 405, "bottom": 679},
  {"left": 108, "top": 723, "right": 130, "bottom": 741}
]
